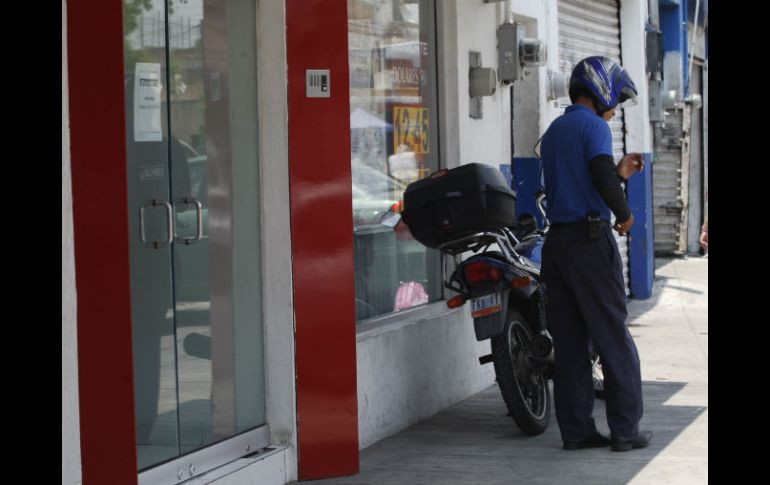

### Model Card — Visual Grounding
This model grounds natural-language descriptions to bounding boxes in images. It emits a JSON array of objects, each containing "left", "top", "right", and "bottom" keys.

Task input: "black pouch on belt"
[{"left": 587, "top": 212, "right": 601, "bottom": 240}]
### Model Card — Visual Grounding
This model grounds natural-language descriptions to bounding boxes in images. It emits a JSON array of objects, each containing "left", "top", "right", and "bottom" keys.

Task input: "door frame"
[
  {"left": 68, "top": 0, "right": 137, "bottom": 483},
  {"left": 68, "top": 1, "right": 275, "bottom": 484},
  {"left": 68, "top": 0, "right": 358, "bottom": 482}
]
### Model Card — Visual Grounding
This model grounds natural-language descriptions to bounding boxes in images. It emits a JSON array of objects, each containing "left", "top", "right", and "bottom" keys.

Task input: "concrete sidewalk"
[{"left": 304, "top": 257, "right": 708, "bottom": 485}]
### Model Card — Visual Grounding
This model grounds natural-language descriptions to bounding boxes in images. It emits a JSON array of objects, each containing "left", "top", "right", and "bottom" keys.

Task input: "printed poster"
[
  {"left": 393, "top": 106, "right": 429, "bottom": 155},
  {"left": 134, "top": 63, "right": 163, "bottom": 142}
]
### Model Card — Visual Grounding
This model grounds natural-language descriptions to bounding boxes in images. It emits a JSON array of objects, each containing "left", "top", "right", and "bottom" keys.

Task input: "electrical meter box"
[{"left": 497, "top": 22, "right": 522, "bottom": 83}]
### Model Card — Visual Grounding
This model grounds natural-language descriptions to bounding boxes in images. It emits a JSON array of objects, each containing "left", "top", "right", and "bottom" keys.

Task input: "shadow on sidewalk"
[{"left": 303, "top": 380, "right": 705, "bottom": 485}]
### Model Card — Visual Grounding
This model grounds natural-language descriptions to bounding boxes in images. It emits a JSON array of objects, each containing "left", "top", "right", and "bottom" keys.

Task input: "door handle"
[
  {"left": 139, "top": 199, "right": 174, "bottom": 249},
  {"left": 174, "top": 197, "right": 203, "bottom": 245}
]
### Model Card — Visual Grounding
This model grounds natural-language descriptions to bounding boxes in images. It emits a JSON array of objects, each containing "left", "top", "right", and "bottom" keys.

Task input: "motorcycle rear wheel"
[{"left": 491, "top": 311, "right": 551, "bottom": 435}]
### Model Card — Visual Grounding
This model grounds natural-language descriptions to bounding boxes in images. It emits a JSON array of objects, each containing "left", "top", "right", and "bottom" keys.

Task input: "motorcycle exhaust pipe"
[{"left": 528, "top": 333, "right": 554, "bottom": 365}]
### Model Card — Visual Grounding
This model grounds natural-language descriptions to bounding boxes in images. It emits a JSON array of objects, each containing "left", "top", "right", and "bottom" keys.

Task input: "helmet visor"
[{"left": 617, "top": 86, "right": 638, "bottom": 108}]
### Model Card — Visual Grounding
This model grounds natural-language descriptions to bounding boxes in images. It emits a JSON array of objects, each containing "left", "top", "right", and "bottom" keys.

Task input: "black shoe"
[
  {"left": 563, "top": 431, "right": 611, "bottom": 450},
  {"left": 611, "top": 431, "right": 653, "bottom": 452}
]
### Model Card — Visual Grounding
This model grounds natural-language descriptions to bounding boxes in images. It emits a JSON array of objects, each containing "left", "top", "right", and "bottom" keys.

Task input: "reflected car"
[{"left": 351, "top": 160, "right": 407, "bottom": 227}]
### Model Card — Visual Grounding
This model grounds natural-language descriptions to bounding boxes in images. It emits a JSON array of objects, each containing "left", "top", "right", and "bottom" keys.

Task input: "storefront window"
[{"left": 348, "top": 0, "right": 441, "bottom": 321}]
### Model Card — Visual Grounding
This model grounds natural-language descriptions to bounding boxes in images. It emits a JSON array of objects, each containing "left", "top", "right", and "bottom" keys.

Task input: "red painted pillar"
[
  {"left": 67, "top": 1, "right": 138, "bottom": 484},
  {"left": 286, "top": 0, "right": 360, "bottom": 479}
]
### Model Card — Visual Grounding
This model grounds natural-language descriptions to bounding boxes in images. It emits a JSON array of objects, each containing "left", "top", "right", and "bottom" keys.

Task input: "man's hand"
[
  {"left": 614, "top": 214, "right": 634, "bottom": 235},
  {"left": 616, "top": 153, "right": 644, "bottom": 180}
]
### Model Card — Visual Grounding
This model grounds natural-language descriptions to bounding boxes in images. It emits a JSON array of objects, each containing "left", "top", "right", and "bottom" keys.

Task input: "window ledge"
[{"left": 356, "top": 301, "right": 462, "bottom": 342}]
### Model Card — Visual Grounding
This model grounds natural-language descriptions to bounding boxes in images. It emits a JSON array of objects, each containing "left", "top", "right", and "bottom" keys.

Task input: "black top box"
[{"left": 402, "top": 163, "right": 517, "bottom": 249}]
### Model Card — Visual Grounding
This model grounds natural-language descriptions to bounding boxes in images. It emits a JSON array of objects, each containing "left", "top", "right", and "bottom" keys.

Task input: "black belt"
[{"left": 551, "top": 219, "right": 611, "bottom": 228}]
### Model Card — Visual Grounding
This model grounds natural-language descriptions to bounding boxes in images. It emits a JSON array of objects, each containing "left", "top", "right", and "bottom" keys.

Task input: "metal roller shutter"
[
  {"left": 653, "top": 109, "right": 685, "bottom": 255},
  {"left": 557, "top": 0, "right": 631, "bottom": 294}
]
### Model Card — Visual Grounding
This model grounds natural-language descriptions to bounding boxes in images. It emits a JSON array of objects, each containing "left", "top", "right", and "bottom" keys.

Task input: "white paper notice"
[{"left": 134, "top": 63, "right": 163, "bottom": 142}]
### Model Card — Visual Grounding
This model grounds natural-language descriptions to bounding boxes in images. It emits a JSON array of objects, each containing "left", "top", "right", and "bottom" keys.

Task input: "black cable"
[{"left": 533, "top": 134, "right": 543, "bottom": 161}]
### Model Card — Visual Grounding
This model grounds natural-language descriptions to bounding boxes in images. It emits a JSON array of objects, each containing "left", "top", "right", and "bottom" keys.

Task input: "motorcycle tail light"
[
  {"left": 464, "top": 262, "right": 503, "bottom": 285},
  {"left": 446, "top": 295, "right": 466, "bottom": 308}
]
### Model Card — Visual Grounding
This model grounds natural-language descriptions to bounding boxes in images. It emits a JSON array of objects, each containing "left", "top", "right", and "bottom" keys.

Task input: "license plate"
[{"left": 470, "top": 293, "right": 502, "bottom": 318}]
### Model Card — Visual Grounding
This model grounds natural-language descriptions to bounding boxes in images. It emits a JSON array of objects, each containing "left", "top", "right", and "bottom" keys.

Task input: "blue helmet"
[{"left": 569, "top": 56, "right": 638, "bottom": 113}]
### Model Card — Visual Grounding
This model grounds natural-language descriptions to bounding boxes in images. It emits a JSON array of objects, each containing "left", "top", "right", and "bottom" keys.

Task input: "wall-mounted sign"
[{"left": 306, "top": 69, "right": 331, "bottom": 98}]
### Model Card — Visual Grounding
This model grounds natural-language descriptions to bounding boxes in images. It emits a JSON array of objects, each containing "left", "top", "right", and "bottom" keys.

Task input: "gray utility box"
[{"left": 497, "top": 22, "right": 523, "bottom": 83}]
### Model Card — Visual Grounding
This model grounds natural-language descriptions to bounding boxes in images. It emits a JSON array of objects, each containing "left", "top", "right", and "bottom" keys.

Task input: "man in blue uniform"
[{"left": 540, "top": 56, "right": 653, "bottom": 452}]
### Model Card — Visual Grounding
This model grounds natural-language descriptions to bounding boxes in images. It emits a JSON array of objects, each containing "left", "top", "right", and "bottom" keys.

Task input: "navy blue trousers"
[{"left": 541, "top": 223, "right": 643, "bottom": 441}]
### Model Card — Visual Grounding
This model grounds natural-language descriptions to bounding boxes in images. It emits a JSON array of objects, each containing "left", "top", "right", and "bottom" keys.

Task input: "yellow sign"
[{"left": 393, "top": 106, "right": 429, "bottom": 155}]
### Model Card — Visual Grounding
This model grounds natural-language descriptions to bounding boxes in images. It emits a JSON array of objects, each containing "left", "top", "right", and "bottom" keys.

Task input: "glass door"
[{"left": 122, "top": 0, "right": 266, "bottom": 474}]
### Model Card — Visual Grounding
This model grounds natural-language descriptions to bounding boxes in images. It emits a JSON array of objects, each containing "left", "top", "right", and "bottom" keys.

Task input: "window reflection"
[
  {"left": 123, "top": 0, "right": 265, "bottom": 472},
  {"left": 348, "top": 0, "right": 441, "bottom": 320}
]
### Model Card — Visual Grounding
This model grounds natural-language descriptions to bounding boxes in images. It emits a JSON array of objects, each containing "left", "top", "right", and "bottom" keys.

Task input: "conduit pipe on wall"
[{"left": 687, "top": 0, "right": 701, "bottom": 89}]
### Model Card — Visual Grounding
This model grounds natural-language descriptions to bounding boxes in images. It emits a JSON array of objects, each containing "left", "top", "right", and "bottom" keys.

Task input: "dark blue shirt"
[{"left": 541, "top": 104, "right": 613, "bottom": 223}]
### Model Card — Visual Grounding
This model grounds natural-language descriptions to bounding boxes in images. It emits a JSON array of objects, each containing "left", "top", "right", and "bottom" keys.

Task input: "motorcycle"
[{"left": 401, "top": 164, "right": 603, "bottom": 436}]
